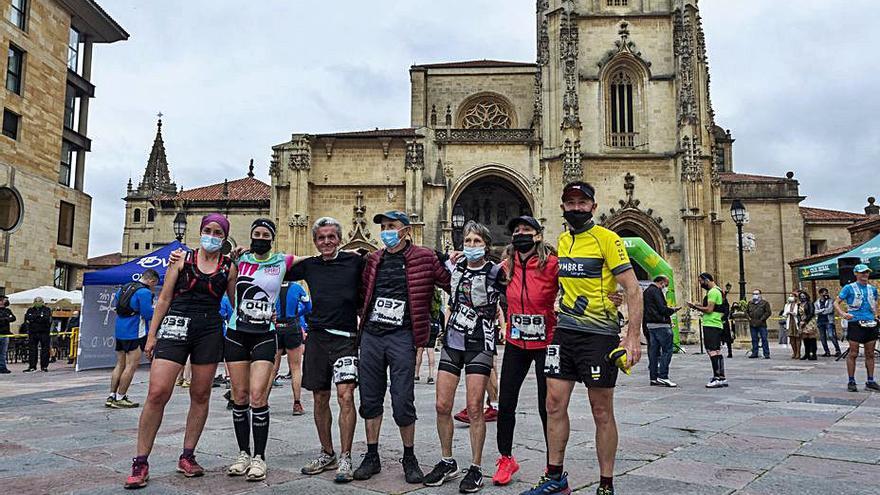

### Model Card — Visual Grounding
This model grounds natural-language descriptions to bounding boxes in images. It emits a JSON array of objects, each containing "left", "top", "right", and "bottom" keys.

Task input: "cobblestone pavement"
[{"left": 1, "top": 343, "right": 879, "bottom": 494}]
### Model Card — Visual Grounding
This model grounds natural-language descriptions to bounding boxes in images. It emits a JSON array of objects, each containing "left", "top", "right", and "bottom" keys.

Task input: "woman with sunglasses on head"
[{"left": 125, "top": 214, "right": 237, "bottom": 489}]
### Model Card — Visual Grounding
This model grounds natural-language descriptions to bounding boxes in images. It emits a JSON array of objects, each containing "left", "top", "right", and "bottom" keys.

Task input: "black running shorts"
[
  {"left": 277, "top": 329, "right": 304, "bottom": 350},
  {"left": 302, "top": 330, "right": 358, "bottom": 391},
  {"left": 116, "top": 336, "right": 146, "bottom": 353},
  {"left": 703, "top": 325, "right": 724, "bottom": 351},
  {"left": 224, "top": 329, "right": 278, "bottom": 363},
  {"left": 544, "top": 328, "right": 619, "bottom": 388},
  {"left": 847, "top": 321, "right": 879, "bottom": 344},
  {"left": 438, "top": 346, "right": 494, "bottom": 376},
  {"left": 153, "top": 311, "right": 224, "bottom": 365}
]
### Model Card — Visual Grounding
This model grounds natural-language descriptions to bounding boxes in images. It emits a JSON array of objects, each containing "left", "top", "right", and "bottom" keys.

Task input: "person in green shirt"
[{"left": 688, "top": 272, "right": 728, "bottom": 388}]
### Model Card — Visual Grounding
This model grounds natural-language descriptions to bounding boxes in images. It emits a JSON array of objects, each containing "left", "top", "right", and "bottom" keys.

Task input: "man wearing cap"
[
  {"left": 521, "top": 182, "right": 642, "bottom": 495},
  {"left": 834, "top": 263, "right": 879, "bottom": 392},
  {"left": 353, "top": 210, "right": 451, "bottom": 484}
]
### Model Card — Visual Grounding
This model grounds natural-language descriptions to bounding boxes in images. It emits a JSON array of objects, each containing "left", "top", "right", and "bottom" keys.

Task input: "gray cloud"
[{"left": 85, "top": 0, "right": 878, "bottom": 256}]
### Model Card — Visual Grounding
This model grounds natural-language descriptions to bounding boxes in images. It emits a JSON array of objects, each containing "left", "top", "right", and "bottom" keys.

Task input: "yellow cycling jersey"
[{"left": 557, "top": 224, "right": 632, "bottom": 335}]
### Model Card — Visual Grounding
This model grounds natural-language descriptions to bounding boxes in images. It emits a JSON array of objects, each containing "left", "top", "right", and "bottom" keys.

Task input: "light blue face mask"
[
  {"left": 200, "top": 234, "right": 223, "bottom": 253},
  {"left": 380, "top": 229, "right": 401, "bottom": 249},
  {"left": 463, "top": 246, "right": 485, "bottom": 262}
]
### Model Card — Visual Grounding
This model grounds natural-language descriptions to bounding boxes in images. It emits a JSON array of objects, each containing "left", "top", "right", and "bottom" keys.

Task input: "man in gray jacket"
[
  {"left": 815, "top": 288, "right": 840, "bottom": 357},
  {"left": 746, "top": 289, "right": 772, "bottom": 359}
]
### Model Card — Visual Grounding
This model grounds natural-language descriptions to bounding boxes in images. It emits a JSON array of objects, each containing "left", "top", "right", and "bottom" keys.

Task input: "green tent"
[
  {"left": 799, "top": 233, "right": 880, "bottom": 281},
  {"left": 622, "top": 237, "right": 681, "bottom": 346}
]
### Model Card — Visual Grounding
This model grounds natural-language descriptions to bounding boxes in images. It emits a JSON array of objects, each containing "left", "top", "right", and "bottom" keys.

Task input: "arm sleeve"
[
  {"left": 604, "top": 232, "right": 632, "bottom": 275},
  {"left": 112, "top": 288, "right": 122, "bottom": 309},
  {"left": 137, "top": 290, "right": 154, "bottom": 323},
  {"left": 285, "top": 259, "right": 306, "bottom": 281},
  {"left": 298, "top": 287, "right": 313, "bottom": 316}
]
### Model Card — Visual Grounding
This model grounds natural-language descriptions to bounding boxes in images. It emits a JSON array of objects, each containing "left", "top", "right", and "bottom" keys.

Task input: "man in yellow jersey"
[{"left": 521, "top": 181, "right": 642, "bottom": 495}]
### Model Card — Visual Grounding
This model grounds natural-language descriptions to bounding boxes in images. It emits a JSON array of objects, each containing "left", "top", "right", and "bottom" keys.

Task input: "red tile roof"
[
  {"left": 411, "top": 59, "right": 536, "bottom": 70},
  {"left": 316, "top": 128, "right": 421, "bottom": 139},
  {"left": 719, "top": 172, "right": 788, "bottom": 183},
  {"left": 849, "top": 215, "right": 880, "bottom": 232},
  {"left": 800, "top": 206, "right": 866, "bottom": 222},
  {"left": 87, "top": 252, "right": 122, "bottom": 267},
  {"left": 158, "top": 177, "right": 270, "bottom": 202}
]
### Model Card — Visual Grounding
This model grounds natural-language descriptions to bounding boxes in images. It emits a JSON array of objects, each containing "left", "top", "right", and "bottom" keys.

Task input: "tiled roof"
[
  {"left": 789, "top": 244, "right": 857, "bottom": 266},
  {"left": 87, "top": 252, "right": 122, "bottom": 267},
  {"left": 316, "top": 128, "right": 421, "bottom": 139},
  {"left": 800, "top": 206, "right": 866, "bottom": 222},
  {"left": 719, "top": 172, "right": 788, "bottom": 183},
  {"left": 849, "top": 215, "right": 880, "bottom": 232},
  {"left": 411, "top": 59, "right": 536, "bottom": 69},
  {"left": 158, "top": 177, "right": 270, "bottom": 202}
]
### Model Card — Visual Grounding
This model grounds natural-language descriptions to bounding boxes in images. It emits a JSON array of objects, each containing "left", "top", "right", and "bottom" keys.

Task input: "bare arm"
[
  {"left": 834, "top": 296, "right": 853, "bottom": 321},
  {"left": 616, "top": 268, "right": 642, "bottom": 367},
  {"left": 226, "top": 262, "right": 238, "bottom": 304},
  {"left": 145, "top": 257, "right": 183, "bottom": 359}
]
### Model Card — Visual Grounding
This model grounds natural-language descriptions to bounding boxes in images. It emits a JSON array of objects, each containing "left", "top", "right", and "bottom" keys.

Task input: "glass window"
[
  {"left": 147, "top": 208, "right": 155, "bottom": 222},
  {"left": 59, "top": 141, "right": 74, "bottom": 186},
  {"left": 6, "top": 45, "right": 24, "bottom": 94},
  {"left": 134, "top": 242, "right": 139, "bottom": 250},
  {"left": 68, "top": 27, "right": 79, "bottom": 72},
  {"left": 145, "top": 243, "right": 151, "bottom": 250},
  {"left": 9, "top": 0, "right": 27, "bottom": 29},
  {"left": 608, "top": 69, "right": 637, "bottom": 148},
  {"left": 133, "top": 208, "right": 141, "bottom": 223},
  {"left": 54, "top": 263, "right": 71, "bottom": 290},
  {"left": 2, "top": 109, "right": 20, "bottom": 140},
  {"left": 607, "top": 0, "right": 627, "bottom": 5},
  {"left": 57, "top": 201, "right": 75, "bottom": 247},
  {"left": 64, "top": 85, "right": 77, "bottom": 129}
]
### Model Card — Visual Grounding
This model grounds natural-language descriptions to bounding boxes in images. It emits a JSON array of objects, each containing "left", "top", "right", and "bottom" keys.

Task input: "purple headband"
[{"left": 200, "top": 213, "right": 230, "bottom": 237}]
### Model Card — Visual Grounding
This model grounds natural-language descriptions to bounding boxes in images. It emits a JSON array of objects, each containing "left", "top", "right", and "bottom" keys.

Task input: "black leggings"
[{"left": 497, "top": 344, "right": 548, "bottom": 457}]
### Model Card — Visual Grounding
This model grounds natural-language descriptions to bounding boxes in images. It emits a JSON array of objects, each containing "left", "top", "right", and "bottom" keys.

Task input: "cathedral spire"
[{"left": 136, "top": 114, "right": 177, "bottom": 196}]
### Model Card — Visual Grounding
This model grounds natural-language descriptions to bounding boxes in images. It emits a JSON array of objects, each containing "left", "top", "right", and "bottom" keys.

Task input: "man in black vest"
[{"left": 23, "top": 297, "right": 53, "bottom": 372}]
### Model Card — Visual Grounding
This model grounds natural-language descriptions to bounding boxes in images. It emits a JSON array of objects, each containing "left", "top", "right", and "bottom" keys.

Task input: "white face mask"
[{"left": 787, "top": 296, "right": 796, "bottom": 303}]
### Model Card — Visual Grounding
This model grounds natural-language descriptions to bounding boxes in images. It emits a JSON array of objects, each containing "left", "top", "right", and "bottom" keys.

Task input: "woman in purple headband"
[{"left": 125, "top": 213, "right": 238, "bottom": 489}]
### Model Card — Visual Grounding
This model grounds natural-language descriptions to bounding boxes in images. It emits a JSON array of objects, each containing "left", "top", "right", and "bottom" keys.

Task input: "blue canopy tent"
[
  {"left": 78, "top": 241, "right": 187, "bottom": 370},
  {"left": 798, "top": 233, "right": 880, "bottom": 281}
]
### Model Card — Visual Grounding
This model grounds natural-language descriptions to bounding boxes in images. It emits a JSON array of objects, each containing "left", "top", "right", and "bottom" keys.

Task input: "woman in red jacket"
[{"left": 492, "top": 216, "right": 558, "bottom": 486}]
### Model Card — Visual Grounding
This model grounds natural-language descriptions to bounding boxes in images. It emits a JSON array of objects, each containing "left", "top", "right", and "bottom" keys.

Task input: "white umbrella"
[{"left": 6, "top": 286, "right": 82, "bottom": 305}]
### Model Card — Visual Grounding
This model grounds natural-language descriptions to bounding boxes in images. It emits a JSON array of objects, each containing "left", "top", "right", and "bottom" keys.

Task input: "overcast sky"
[{"left": 84, "top": 0, "right": 880, "bottom": 256}]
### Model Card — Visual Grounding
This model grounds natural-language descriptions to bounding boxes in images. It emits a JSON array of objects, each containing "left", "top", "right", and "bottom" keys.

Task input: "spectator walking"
[
  {"left": 815, "top": 288, "right": 841, "bottom": 357},
  {"left": 643, "top": 275, "right": 678, "bottom": 387},
  {"left": 746, "top": 289, "right": 772, "bottom": 359},
  {"left": 798, "top": 291, "right": 818, "bottom": 360},
  {"left": 23, "top": 297, "right": 53, "bottom": 372},
  {"left": 0, "top": 296, "right": 15, "bottom": 374}
]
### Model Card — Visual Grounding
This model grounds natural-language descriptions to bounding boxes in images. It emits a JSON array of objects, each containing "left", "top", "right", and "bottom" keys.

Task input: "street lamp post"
[
  {"left": 173, "top": 212, "right": 187, "bottom": 242},
  {"left": 730, "top": 199, "right": 748, "bottom": 302},
  {"left": 452, "top": 204, "right": 466, "bottom": 251}
]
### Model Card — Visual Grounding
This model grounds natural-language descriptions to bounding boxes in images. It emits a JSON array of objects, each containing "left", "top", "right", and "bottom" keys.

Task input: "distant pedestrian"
[
  {"left": 0, "top": 296, "right": 15, "bottom": 374},
  {"left": 798, "top": 291, "right": 818, "bottom": 361},
  {"left": 688, "top": 273, "right": 727, "bottom": 388},
  {"left": 815, "top": 288, "right": 841, "bottom": 357},
  {"left": 746, "top": 289, "right": 772, "bottom": 359},
  {"left": 22, "top": 297, "right": 53, "bottom": 372},
  {"left": 782, "top": 292, "right": 801, "bottom": 359},
  {"left": 720, "top": 288, "right": 733, "bottom": 358},
  {"left": 643, "top": 275, "right": 679, "bottom": 387}
]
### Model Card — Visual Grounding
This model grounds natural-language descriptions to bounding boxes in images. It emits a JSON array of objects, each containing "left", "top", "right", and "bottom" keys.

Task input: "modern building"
[{"left": 0, "top": 0, "right": 127, "bottom": 295}]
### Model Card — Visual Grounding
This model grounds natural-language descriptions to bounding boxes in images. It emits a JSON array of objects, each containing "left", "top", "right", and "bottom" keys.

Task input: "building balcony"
[
  {"left": 434, "top": 128, "right": 537, "bottom": 145},
  {"left": 66, "top": 69, "right": 95, "bottom": 98}
]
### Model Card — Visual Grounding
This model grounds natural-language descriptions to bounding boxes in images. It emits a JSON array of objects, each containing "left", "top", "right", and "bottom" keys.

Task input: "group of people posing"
[{"left": 119, "top": 180, "right": 642, "bottom": 495}]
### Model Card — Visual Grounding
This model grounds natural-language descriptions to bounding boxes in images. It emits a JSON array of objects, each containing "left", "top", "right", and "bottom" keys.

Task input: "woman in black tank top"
[{"left": 125, "top": 214, "right": 238, "bottom": 489}]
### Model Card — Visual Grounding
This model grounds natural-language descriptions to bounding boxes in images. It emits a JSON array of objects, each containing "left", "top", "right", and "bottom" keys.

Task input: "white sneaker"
[
  {"left": 335, "top": 452, "right": 354, "bottom": 483},
  {"left": 719, "top": 378, "right": 729, "bottom": 387},
  {"left": 227, "top": 451, "right": 251, "bottom": 476},
  {"left": 301, "top": 450, "right": 338, "bottom": 475},
  {"left": 656, "top": 378, "right": 678, "bottom": 388},
  {"left": 246, "top": 455, "right": 267, "bottom": 481},
  {"left": 705, "top": 377, "right": 724, "bottom": 388}
]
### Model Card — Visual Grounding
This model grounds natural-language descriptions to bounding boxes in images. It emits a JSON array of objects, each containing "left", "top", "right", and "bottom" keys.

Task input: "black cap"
[
  {"left": 562, "top": 181, "right": 596, "bottom": 201},
  {"left": 699, "top": 272, "right": 714, "bottom": 282},
  {"left": 372, "top": 210, "right": 411, "bottom": 226},
  {"left": 506, "top": 215, "right": 543, "bottom": 234}
]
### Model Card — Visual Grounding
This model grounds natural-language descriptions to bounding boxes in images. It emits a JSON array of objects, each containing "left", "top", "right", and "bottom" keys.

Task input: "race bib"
[
  {"left": 858, "top": 320, "right": 877, "bottom": 328},
  {"left": 332, "top": 355, "right": 359, "bottom": 383},
  {"left": 158, "top": 315, "right": 190, "bottom": 341},
  {"left": 544, "top": 344, "right": 561, "bottom": 375},
  {"left": 449, "top": 305, "right": 478, "bottom": 334},
  {"left": 370, "top": 297, "right": 406, "bottom": 326},
  {"left": 240, "top": 298, "right": 273, "bottom": 323},
  {"left": 511, "top": 314, "right": 546, "bottom": 341}
]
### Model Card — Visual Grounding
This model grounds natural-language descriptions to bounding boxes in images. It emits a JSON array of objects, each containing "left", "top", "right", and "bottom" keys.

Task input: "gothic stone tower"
[{"left": 537, "top": 0, "right": 723, "bottom": 303}]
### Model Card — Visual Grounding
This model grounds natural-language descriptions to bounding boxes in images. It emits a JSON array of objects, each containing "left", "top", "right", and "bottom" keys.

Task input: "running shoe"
[
  {"left": 718, "top": 378, "right": 729, "bottom": 387},
  {"left": 353, "top": 452, "right": 381, "bottom": 480},
  {"left": 105, "top": 395, "right": 117, "bottom": 408},
  {"left": 124, "top": 458, "right": 149, "bottom": 489},
  {"left": 705, "top": 377, "right": 724, "bottom": 388},
  {"left": 176, "top": 377, "right": 185, "bottom": 386},
  {"left": 40, "top": 367, "right": 49, "bottom": 372},
  {"left": 114, "top": 396, "right": 140, "bottom": 408},
  {"left": 272, "top": 378, "right": 283, "bottom": 388},
  {"left": 427, "top": 377, "right": 435, "bottom": 384},
  {"left": 454, "top": 408, "right": 470, "bottom": 424},
  {"left": 401, "top": 455, "right": 424, "bottom": 484},
  {"left": 656, "top": 378, "right": 677, "bottom": 388},
  {"left": 484, "top": 405, "right": 498, "bottom": 422},
  {"left": 301, "top": 450, "right": 338, "bottom": 475},
  {"left": 848, "top": 381, "right": 859, "bottom": 392},
  {"left": 181, "top": 379, "right": 191, "bottom": 388},
  {"left": 649, "top": 379, "right": 660, "bottom": 386},
  {"left": 519, "top": 472, "right": 571, "bottom": 495},
  {"left": 212, "top": 375, "right": 225, "bottom": 388},
  {"left": 492, "top": 455, "right": 519, "bottom": 486},
  {"left": 866, "top": 381, "right": 880, "bottom": 392},
  {"left": 460, "top": 465, "right": 484, "bottom": 493},
  {"left": 335, "top": 452, "right": 354, "bottom": 483},
  {"left": 227, "top": 451, "right": 251, "bottom": 476},
  {"left": 292, "top": 402, "right": 305, "bottom": 416},
  {"left": 246, "top": 455, "right": 267, "bottom": 481},
  {"left": 596, "top": 487, "right": 614, "bottom": 495},
  {"left": 415, "top": 375, "right": 421, "bottom": 382},
  {"left": 23, "top": 368, "right": 36, "bottom": 373},
  {"left": 177, "top": 455, "right": 204, "bottom": 477},
  {"left": 423, "top": 458, "right": 459, "bottom": 486}
]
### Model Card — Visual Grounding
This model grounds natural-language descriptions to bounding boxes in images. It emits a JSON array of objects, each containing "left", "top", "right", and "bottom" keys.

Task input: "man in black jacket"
[
  {"left": 0, "top": 296, "right": 15, "bottom": 374},
  {"left": 643, "top": 276, "right": 679, "bottom": 387},
  {"left": 23, "top": 297, "right": 53, "bottom": 372}
]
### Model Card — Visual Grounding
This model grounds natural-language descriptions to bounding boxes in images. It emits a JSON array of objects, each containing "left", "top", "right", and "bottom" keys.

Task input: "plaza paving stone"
[{"left": 1, "top": 342, "right": 878, "bottom": 494}]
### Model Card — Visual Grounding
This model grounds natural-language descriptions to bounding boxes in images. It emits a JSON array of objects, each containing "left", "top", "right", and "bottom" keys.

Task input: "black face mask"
[
  {"left": 563, "top": 210, "right": 593, "bottom": 230},
  {"left": 250, "top": 238, "right": 272, "bottom": 255},
  {"left": 512, "top": 234, "right": 537, "bottom": 253}
]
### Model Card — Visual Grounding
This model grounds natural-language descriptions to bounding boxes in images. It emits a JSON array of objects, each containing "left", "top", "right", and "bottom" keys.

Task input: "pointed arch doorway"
[{"left": 451, "top": 174, "right": 533, "bottom": 259}]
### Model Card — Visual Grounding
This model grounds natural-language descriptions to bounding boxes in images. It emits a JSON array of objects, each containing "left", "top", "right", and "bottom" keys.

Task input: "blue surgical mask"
[
  {"left": 380, "top": 229, "right": 401, "bottom": 249},
  {"left": 463, "top": 246, "right": 485, "bottom": 262},
  {"left": 200, "top": 234, "right": 223, "bottom": 253}
]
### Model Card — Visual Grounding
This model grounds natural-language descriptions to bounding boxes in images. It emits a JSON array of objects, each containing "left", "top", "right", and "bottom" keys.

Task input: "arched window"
[
  {"left": 458, "top": 94, "right": 516, "bottom": 129},
  {"left": 608, "top": 69, "right": 636, "bottom": 147},
  {"left": 147, "top": 208, "right": 155, "bottom": 222},
  {"left": 133, "top": 208, "right": 141, "bottom": 223}
]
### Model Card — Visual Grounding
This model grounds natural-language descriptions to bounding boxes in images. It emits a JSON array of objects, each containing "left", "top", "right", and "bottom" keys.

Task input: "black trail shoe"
[
  {"left": 423, "top": 459, "right": 459, "bottom": 487},
  {"left": 353, "top": 452, "right": 381, "bottom": 480},
  {"left": 459, "top": 465, "right": 484, "bottom": 493},
  {"left": 401, "top": 455, "right": 424, "bottom": 484}
]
